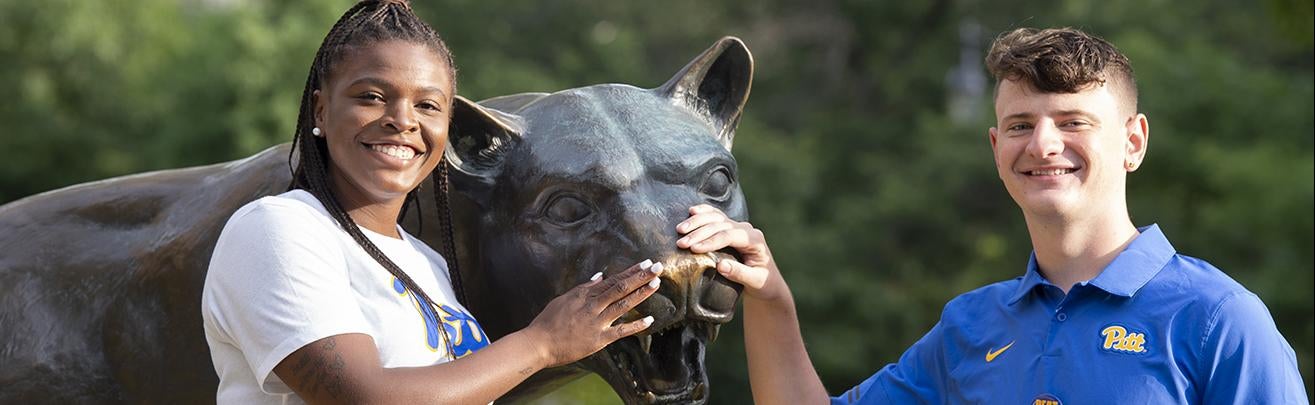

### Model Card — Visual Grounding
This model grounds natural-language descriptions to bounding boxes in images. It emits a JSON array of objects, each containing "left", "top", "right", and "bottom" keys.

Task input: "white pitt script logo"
[{"left": 1100, "top": 325, "right": 1147, "bottom": 354}]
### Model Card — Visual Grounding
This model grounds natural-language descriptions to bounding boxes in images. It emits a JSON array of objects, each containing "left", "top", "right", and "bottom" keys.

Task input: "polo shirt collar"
[
  {"left": 1008, "top": 255, "right": 1050, "bottom": 305},
  {"left": 1007, "top": 224, "right": 1176, "bottom": 305}
]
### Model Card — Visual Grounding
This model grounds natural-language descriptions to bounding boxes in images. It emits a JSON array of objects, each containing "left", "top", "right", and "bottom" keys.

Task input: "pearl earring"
[{"left": 312, "top": 127, "right": 322, "bottom": 137}]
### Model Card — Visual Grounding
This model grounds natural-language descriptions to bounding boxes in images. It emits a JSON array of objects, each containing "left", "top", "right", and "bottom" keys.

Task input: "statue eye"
[
  {"left": 700, "top": 167, "right": 734, "bottom": 200},
  {"left": 544, "top": 195, "right": 592, "bottom": 225}
]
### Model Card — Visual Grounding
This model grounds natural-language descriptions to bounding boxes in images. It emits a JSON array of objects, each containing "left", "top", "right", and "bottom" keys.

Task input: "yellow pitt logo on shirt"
[{"left": 1100, "top": 324, "right": 1147, "bottom": 354}]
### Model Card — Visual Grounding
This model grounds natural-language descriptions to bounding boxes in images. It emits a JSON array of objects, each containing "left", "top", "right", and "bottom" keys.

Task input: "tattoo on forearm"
[
  {"left": 518, "top": 366, "right": 534, "bottom": 376},
  {"left": 289, "top": 337, "right": 350, "bottom": 399}
]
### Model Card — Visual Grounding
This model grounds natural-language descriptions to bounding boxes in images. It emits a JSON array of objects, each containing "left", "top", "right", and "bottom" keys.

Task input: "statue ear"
[
  {"left": 657, "top": 36, "right": 754, "bottom": 151},
  {"left": 444, "top": 96, "right": 523, "bottom": 201}
]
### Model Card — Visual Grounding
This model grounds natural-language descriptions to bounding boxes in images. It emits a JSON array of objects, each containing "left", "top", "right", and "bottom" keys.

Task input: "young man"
[{"left": 676, "top": 27, "right": 1308, "bottom": 403}]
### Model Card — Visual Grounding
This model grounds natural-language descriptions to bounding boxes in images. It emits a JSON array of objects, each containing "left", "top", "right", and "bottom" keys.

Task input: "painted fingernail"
[
  {"left": 642, "top": 316, "right": 654, "bottom": 326},
  {"left": 648, "top": 277, "right": 661, "bottom": 289},
  {"left": 639, "top": 259, "right": 653, "bottom": 270},
  {"left": 590, "top": 272, "right": 603, "bottom": 281},
  {"left": 650, "top": 262, "right": 664, "bottom": 275}
]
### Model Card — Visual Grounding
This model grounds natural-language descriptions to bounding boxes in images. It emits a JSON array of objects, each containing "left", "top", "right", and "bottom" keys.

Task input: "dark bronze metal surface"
[{"left": 0, "top": 37, "right": 753, "bottom": 405}]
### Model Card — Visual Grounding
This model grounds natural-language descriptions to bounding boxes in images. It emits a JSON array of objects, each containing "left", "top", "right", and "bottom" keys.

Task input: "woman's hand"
[
  {"left": 675, "top": 204, "right": 787, "bottom": 302},
  {"left": 524, "top": 260, "right": 663, "bottom": 368},
  {"left": 273, "top": 260, "right": 663, "bottom": 404}
]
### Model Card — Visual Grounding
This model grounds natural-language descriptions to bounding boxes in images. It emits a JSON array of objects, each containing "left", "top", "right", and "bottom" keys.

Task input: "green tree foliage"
[{"left": 2, "top": 0, "right": 1310, "bottom": 402}]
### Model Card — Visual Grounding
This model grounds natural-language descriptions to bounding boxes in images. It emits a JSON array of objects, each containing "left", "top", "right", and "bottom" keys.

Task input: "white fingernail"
[
  {"left": 639, "top": 259, "right": 653, "bottom": 270},
  {"left": 650, "top": 262, "right": 664, "bottom": 274},
  {"left": 641, "top": 316, "right": 654, "bottom": 326},
  {"left": 590, "top": 272, "right": 603, "bottom": 281},
  {"left": 648, "top": 277, "right": 661, "bottom": 289}
]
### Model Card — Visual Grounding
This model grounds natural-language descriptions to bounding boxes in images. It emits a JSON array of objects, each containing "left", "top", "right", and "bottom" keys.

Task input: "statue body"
[
  {"left": 0, "top": 148, "right": 290, "bottom": 402},
  {"left": 0, "top": 38, "right": 752, "bottom": 405}
]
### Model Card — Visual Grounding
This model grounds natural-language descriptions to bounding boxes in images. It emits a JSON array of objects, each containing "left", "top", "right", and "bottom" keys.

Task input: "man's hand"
[
  {"left": 676, "top": 204, "right": 828, "bottom": 405},
  {"left": 675, "top": 204, "right": 786, "bottom": 302}
]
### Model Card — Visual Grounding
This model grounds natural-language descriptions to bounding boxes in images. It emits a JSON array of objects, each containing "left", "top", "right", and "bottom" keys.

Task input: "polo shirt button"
[{"left": 1056, "top": 312, "right": 1067, "bottom": 322}]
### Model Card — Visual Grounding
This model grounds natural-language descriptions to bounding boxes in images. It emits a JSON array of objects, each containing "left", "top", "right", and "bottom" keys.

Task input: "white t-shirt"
[{"left": 202, "top": 189, "right": 488, "bottom": 404}]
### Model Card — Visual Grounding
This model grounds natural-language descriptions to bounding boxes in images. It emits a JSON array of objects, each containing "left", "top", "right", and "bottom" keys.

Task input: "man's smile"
[{"left": 1025, "top": 168, "right": 1076, "bottom": 176}]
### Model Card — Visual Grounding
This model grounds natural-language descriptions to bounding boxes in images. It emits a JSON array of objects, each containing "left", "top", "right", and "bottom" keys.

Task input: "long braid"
[
  {"left": 399, "top": 187, "right": 420, "bottom": 236},
  {"left": 433, "top": 160, "right": 466, "bottom": 306},
  {"left": 288, "top": 0, "right": 462, "bottom": 357}
]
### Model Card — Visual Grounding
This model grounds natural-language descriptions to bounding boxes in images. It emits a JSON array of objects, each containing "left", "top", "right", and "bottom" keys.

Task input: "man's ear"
[
  {"left": 1125, "top": 113, "right": 1149, "bottom": 171},
  {"left": 444, "top": 96, "right": 524, "bottom": 204},
  {"left": 988, "top": 127, "right": 1001, "bottom": 170},
  {"left": 657, "top": 36, "right": 754, "bottom": 151}
]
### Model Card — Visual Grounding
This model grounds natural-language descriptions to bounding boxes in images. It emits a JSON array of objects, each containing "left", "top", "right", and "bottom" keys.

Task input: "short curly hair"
[{"left": 985, "top": 27, "right": 1137, "bottom": 112}]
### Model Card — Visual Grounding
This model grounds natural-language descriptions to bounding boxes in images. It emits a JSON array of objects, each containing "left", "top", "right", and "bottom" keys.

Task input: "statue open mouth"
[
  {"left": 585, "top": 251, "right": 740, "bottom": 404},
  {"left": 598, "top": 320, "right": 717, "bottom": 404}
]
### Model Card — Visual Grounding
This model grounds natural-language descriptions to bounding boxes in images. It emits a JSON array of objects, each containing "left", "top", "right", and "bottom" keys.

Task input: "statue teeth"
[{"left": 639, "top": 334, "right": 652, "bottom": 353}]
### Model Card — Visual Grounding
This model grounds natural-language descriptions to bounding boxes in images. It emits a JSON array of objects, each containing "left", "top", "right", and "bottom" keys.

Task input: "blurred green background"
[{"left": 1, "top": 0, "right": 1310, "bottom": 402}]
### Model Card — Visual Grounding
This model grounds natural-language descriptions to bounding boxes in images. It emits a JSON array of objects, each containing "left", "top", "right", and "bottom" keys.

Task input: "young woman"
[{"left": 200, "top": 1, "right": 660, "bottom": 403}]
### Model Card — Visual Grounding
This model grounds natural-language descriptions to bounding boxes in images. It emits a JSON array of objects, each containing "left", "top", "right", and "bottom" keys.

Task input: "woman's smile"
[{"left": 363, "top": 141, "right": 423, "bottom": 167}]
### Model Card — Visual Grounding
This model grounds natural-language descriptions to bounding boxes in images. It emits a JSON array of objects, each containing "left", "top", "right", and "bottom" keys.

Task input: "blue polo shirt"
[{"left": 832, "top": 225, "right": 1307, "bottom": 404}]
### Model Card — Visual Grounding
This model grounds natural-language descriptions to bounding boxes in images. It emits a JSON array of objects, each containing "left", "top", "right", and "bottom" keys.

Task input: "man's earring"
[
  {"left": 1126, "top": 161, "right": 1136, "bottom": 170},
  {"left": 312, "top": 127, "right": 322, "bottom": 137}
]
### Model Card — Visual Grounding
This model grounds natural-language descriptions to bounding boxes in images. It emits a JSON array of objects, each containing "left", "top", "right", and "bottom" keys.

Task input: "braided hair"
[{"left": 286, "top": 0, "right": 466, "bottom": 355}]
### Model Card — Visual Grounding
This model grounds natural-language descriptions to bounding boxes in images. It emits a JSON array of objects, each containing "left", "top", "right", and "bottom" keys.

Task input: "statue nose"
[
  {"left": 684, "top": 251, "right": 742, "bottom": 323},
  {"left": 617, "top": 195, "right": 742, "bottom": 325},
  {"left": 646, "top": 252, "right": 741, "bottom": 325}
]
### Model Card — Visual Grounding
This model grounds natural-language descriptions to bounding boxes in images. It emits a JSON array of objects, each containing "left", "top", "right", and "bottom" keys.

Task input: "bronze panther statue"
[{"left": 0, "top": 37, "right": 752, "bottom": 404}]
